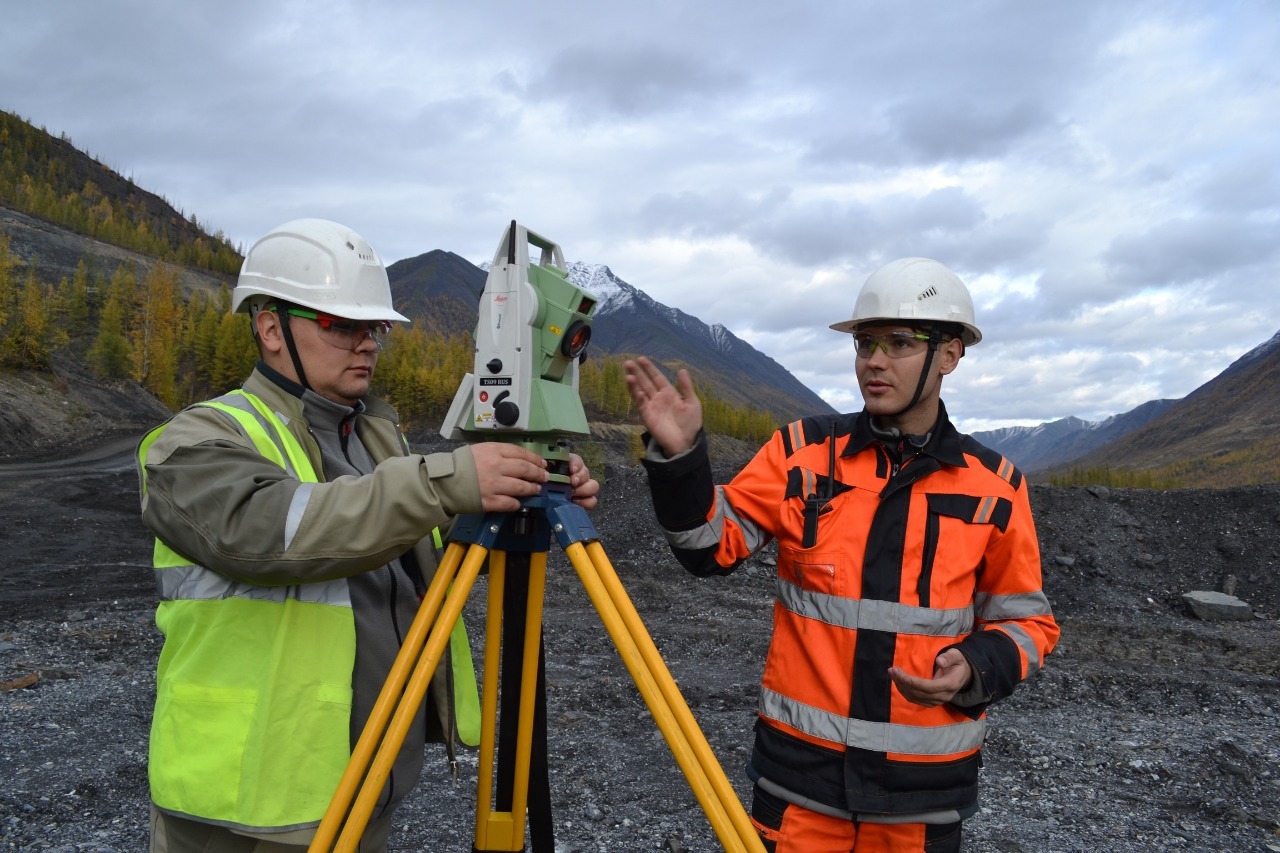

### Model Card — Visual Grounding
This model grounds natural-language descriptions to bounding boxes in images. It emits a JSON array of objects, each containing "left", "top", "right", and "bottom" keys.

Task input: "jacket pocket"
[
  {"left": 151, "top": 682, "right": 257, "bottom": 815},
  {"left": 919, "top": 493, "right": 1013, "bottom": 606},
  {"left": 782, "top": 555, "right": 841, "bottom": 596}
]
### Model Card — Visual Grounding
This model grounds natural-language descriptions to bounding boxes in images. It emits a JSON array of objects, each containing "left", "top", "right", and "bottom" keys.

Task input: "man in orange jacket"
[{"left": 625, "top": 258, "right": 1059, "bottom": 853}]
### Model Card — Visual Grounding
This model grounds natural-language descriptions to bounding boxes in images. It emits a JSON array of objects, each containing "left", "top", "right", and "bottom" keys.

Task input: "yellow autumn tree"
[
  {"left": 131, "top": 263, "right": 182, "bottom": 408},
  {"left": 0, "top": 266, "right": 52, "bottom": 369}
]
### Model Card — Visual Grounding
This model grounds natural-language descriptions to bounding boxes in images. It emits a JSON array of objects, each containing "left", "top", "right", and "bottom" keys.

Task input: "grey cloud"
[
  {"left": 797, "top": 1, "right": 1116, "bottom": 170},
  {"left": 805, "top": 100, "right": 1062, "bottom": 170},
  {"left": 520, "top": 43, "right": 748, "bottom": 118},
  {"left": 747, "top": 205, "right": 880, "bottom": 267},
  {"left": 638, "top": 186, "right": 1002, "bottom": 268},
  {"left": 933, "top": 216, "right": 1052, "bottom": 274},
  {"left": 1194, "top": 153, "right": 1280, "bottom": 215},
  {"left": 637, "top": 187, "right": 792, "bottom": 238},
  {"left": 635, "top": 187, "right": 877, "bottom": 267},
  {"left": 1104, "top": 216, "right": 1280, "bottom": 289},
  {"left": 890, "top": 100, "right": 1059, "bottom": 164},
  {"left": 802, "top": 126, "right": 899, "bottom": 170},
  {"left": 874, "top": 187, "right": 987, "bottom": 252},
  {"left": 980, "top": 292, "right": 1063, "bottom": 336}
]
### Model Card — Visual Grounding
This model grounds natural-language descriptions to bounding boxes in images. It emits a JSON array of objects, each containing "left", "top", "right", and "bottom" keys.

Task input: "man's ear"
[
  {"left": 937, "top": 337, "right": 964, "bottom": 376},
  {"left": 255, "top": 308, "right": 284, "bottom": 355}
]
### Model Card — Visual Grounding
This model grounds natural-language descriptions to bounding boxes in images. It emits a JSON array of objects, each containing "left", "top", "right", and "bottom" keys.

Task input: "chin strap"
[
  {"left": 275, "top": 303, "right": 312, "bottom": 393},
  {"left": 887, "top": 326, "right": 954, "bottom": 419}
]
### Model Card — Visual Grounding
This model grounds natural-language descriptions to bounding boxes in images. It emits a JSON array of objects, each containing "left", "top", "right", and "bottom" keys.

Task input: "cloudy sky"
[{"left": 4, "top": 1, "right": 1278, "bottom": 432}]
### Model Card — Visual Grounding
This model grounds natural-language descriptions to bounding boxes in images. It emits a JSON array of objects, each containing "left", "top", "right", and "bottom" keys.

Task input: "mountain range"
[
  {"left": 970, "top": 400, "right": 1179, "bottom": 474},
  {"left": 975, "top": 331, "right": 1280, "bottom": 484},
  {"left": 385, "top": 249, "right": 833, "bottom": 424},
  {"left": 2, "top": 110, "right": 1277, "bottom": 486}
]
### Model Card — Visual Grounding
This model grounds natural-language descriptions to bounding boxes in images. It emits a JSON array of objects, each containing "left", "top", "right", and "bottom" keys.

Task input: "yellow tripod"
[{"left": 308, "top": 486, "right": 765, "bottom": 853}]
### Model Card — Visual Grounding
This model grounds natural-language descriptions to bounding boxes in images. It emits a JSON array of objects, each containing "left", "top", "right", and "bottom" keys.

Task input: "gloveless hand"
[{"left": 623, "top": 356, "right": 703, "bottom": 457}]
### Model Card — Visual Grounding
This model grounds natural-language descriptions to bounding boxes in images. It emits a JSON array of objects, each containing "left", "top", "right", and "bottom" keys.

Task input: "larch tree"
[
  {"left": 210, "top": 312, "right": 257, "bottom": 393},
  {"left": 0, "top": 266, "right": 52, "bottom": 369},
  {"left": 88, "top": 265, "right": 136, "bottom": 379},
  {"left": 130, "top": 263, "right": 182, "bottom": 408},
  {"left": 64, "top": 259, "right": 94, "bottom": 344},
  {"left": 0, "top": 234, "right": 15, "bottom": 330}
]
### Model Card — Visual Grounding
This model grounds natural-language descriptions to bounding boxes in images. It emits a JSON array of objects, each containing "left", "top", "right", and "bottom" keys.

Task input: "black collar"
[
  {"left": 257, "top": 360, "right": 306, "bottom": 398},
  {"left": 843, "top": 401, "right": 968, "bottom": 469}
]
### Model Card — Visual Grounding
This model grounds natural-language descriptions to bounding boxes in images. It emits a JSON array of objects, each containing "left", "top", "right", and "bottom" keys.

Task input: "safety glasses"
[
  {"left": 853, "top": 330, "right": 934, "bottom": 359},
  {"left": 273, "top": 306, "right": 393, "bottom": 351}
]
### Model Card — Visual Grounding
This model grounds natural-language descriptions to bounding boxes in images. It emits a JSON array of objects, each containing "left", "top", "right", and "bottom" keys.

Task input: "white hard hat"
[
  {"left": 830, "top": 257, "right": 981, "bottom": 346},
  {"left": 231, "top": 218, "right": 408, "bottom": 322}
]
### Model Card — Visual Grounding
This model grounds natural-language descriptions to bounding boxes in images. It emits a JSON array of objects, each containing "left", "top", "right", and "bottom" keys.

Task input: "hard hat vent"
[{"left": 918, "top": 286, "right": 938, "bottom": 300}]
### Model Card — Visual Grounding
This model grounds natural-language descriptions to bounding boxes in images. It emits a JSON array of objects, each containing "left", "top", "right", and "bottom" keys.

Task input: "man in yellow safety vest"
[{"left": 136, "top": 218, "right": 600, "bottom": 851}]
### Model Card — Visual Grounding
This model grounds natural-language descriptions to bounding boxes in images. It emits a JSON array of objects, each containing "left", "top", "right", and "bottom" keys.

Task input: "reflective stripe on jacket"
[{"left": 642, "top": 404, "right": 1059, "bottom": 816}]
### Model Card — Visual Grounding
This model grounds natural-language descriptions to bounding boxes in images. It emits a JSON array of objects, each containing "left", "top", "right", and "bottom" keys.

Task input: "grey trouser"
[{"left": 150, "top": 806, "right": 394, "bottom": 853}]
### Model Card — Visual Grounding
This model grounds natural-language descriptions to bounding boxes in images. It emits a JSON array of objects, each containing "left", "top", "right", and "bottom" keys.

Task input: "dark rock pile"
[{"left": 2, "top": 445, "right": 1278, "bottom": 851}]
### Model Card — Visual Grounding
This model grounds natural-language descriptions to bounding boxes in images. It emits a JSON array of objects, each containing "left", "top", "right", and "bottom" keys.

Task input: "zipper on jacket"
[{"left": 340, "top": 418, "right": 354, "bottom": 463}]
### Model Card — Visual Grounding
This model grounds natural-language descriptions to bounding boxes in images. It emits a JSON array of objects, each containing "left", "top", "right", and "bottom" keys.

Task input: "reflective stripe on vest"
[{"left": 139, "top": 391, "right": 355, "bottom": 833}]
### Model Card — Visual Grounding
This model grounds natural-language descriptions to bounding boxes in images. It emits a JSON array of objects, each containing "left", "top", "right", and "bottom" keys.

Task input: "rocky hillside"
[
  {"left": 0, "top": 356, "right": 172, "bottom": 462},
  {"left": 1066, "top": 331, "right": 1280, "bottom": 484},
  {"left": 0, "top": 206, "right": 232, "bottom": 302},
  {"left": 1, "top": 416, "right": 1278, "bottom": 851}
]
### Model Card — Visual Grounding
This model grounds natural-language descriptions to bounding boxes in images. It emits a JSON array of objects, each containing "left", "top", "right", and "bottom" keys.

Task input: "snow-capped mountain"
[
  {"left": 387, "top": 251, "right": 833, "bottom": 422},
  {"left": 389, "top": 249, "right": 1280, "bottom": 481},
  {"left": 1219, "top": 329, "right": 1280, "bottom": 379},
  {"left": 970, "top": 401, "right": 1178, "bottom": 473}
]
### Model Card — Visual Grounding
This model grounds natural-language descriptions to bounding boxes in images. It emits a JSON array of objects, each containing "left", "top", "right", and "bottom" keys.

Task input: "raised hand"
[{"left": 623, "top": 356, "right": 703, "bottom": 457}]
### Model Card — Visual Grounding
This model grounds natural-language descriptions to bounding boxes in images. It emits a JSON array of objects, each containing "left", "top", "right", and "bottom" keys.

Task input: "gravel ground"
[{"left": 2, "top": 439, "right": 1279, "bottom": 852}]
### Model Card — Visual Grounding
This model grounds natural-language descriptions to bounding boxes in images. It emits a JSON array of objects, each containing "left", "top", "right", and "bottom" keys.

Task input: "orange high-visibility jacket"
[{"left": 641, "top": 405, "right": 1059, "bottom": 817}]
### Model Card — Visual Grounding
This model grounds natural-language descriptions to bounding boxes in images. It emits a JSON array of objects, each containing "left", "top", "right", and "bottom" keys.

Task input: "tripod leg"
[
  {"left": 310, "top": 540, "right": 490, "bottom": 853},
  {"left": 475, "top": 549, "right": 550, "bottom": 852},
  {"left": 493, "top": 551, "right": 554, "bottom": 852},
  {"left": 585, "top": 541, "right": 764, "bottom": 852},
  {"left": 564, "top": 540, "right": 766, "bottom": 853},
  {"left": 310, "top": 540, "right": 471, "bottom": 852}
]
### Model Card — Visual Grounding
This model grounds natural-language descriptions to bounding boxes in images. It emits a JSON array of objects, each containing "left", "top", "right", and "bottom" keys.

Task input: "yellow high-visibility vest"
[{"left": 138, "top": 390, "right": 477, "bottom": 832}]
